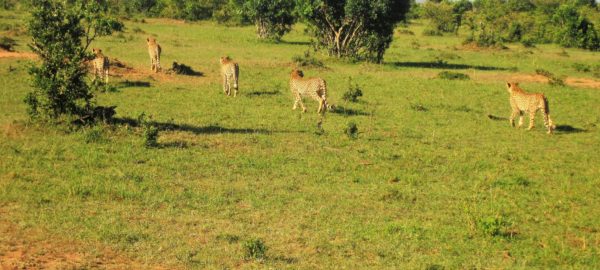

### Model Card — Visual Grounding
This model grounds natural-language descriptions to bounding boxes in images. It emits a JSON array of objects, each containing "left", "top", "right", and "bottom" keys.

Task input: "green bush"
[
  {"left": 573, "top": 63, "right": 591, "bottom": 72},
  {"left": 536, "top": 69, "right": 565, "bottom": 86},
  {"left": 292, "top": 50, "right": 324, "bottom": 68},
  {"left": 243, "top": 238, "right": 267, "bottom": 260},
  {"left": 26, "top": 0, "right": 122, "bottom": 120},
  {"left": 345, "top": 122, "right": 358, "bottom": 139},
  {"left": 0, "top": 36, "right": 16, "bottom": 51},
  {"left": 342, "top": 79, "right": 363, "bottom": 103},
  {"left": 476, "top": 216, "right": 515, "bottom": 238},
  {"left": 138, "top": 113, "right": 158, "bottom": 148},
  {"left": 437, "top": 71, "right": 470, "bottom": 80}
]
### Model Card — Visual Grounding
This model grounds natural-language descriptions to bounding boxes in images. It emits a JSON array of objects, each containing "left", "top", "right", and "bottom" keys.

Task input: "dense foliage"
[
  {"left": 462, "top": 0, "right": 599, "bottom": 50},
  {"left": 421, "top": 0, "right": 472, "bottom": 35},
  {"left": 242, "top": 0, "right": 295, "bottom": 40},
  {"left": 296, "top": 0, "right": 411, "bottom": 63},
  {"left": 26, "top": 0, "right": 122, "bottom": 119}
]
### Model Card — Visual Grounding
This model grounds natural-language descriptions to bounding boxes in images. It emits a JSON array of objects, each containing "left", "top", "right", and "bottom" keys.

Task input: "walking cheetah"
[
  {"left": 146, "top": 37, "right": 162, "bottom": 73},
  {"left": 289, "top": 69, "right": 332, "bottom": 115},
  {"left": 506, "top": 82, "right": 555, "bottom": 134},
  {"left": 91, "top": 48, "right": 109, "bottom": 83},
  {"left": 220, "top": 56, "right": 239, "bottom": 97}
]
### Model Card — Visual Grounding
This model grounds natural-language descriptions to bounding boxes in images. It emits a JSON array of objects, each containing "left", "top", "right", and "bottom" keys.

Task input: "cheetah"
[
  {"left": 506, "top": 82, "right": 555, "bottom": 134},
  {"left": 146, "top": 37, "right": 162, "bottom": 73},
  {"left": 91, "top": 48, "right": 109, "bottom": 83},
  {"left": 220, "top": 56, "right": 239, "bottom": 97},
  {"left": 289, "top": 69, "right": 333, "bottom": 115}
]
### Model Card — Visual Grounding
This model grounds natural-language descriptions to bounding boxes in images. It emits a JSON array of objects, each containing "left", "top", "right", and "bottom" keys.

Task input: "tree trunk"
[{"left": 256, "top": 19, "right": 269, "bottom": 39}]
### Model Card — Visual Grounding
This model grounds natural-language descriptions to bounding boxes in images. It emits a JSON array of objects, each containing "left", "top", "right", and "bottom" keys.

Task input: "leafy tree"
[
  {"left": 296, "top": 0, "right": 411, "bottom": 63},
  {"left": 26, "top": 0, "right": 123, "bottom": 119},
  {"left": 243, "top": 0, "right": 295, "bottom": 40},
  {"left": 552, "top": 3, "right": 599, "bottom": 50},
  {"left": 422, "top": 0, "right": 455, "bottom": 35},
  {"left": 421, "top": 0, "right": 471, "bottom": 36}
]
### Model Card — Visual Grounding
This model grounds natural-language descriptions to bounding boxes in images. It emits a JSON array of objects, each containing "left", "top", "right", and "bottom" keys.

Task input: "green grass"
[{"left": 1, "top": 13, "right": 600, "bottom": 268}]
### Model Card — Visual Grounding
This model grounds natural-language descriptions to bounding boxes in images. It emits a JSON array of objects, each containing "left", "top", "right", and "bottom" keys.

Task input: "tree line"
[{"left": 417, "top": 0, "right": 599, "bottom": 51}]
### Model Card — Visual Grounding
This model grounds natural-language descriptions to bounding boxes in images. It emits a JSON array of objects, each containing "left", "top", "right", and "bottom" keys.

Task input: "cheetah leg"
[
  {"left": 104, "top": 68, "right": 109, "bottom": 84},
  {"left": 510, "top": 110, "right": 519, "bottom": 127},
  {"left": 544, "top": 113, "right": 554, "bottom": 134},
  {"left": 527, "top": 111, "right": 536, "bottom": 130},
  {"left": 518, "top": 115, "right": 524, "bottom": 128},
  {"left": 317, "top": 99, "right": 324, "bottom": 114},
  {"left": 296, "top": 98, "right": 306, "bottom": 113},
  {"left": 226, "top": 77, "right": 231, "bottom": 96}
]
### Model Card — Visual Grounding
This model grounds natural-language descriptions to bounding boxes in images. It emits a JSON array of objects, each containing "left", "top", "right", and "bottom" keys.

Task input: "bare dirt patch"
[
  {"left": 474, "top": 73, "right": 600, "bottom": 89},
  {"left": 107, "top": 58, "right": 200, "bottom": 83},
  {"left": 0, "top": 49, "right": 36, "bottom": 59},
  {"left": 0, "top": 208, "right": 172, "bottom": 270}
]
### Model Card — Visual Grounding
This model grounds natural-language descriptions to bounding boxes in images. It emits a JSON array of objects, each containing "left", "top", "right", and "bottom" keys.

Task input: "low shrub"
[{"left": 437, "top": 71, "right": 470, "bottom": 80}]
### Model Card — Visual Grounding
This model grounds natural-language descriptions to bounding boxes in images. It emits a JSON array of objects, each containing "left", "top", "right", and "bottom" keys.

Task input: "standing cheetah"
[
  {"left": 91, "top": 48, "right": 109, "bottom": 83},
  {"left": 220, "top": 56, "right": 239, "bottom": 97},
  {"left": 289, "top": 69, "right": 332, "bottom": 115},
  {"left": 146, "top": 37, "right": 162, "bottom": 73},
  {"left": 506, "top": 82, "right": 555, "bottom": 134}
]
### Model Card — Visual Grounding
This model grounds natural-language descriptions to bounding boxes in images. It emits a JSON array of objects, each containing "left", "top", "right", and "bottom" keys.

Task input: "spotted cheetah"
[
  {"left": 289, "top": 69, "right": 332, "bottom": 115},
  {"left": 91, "top": 48, "right": 109, "bottom": 83},
  {"left": 220, "top": 56, "right": 239, "bottom": 97},
  {"left": 507, "top": 82, "right": 555, "bottom": 134},
  {"left": 146, "top": 37, "right": 162, "bottom": 73}
]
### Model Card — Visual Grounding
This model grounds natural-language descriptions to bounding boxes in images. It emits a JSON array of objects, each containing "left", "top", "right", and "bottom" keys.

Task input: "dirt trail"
[
  {"left": 0, "top": 209, "right": 171, "bottom": 270},
  {"left": 0, "top": 49, "right": 36, "bottom": 59},
  {"left": 474, "top": 73, "right": 600, "bottom": 89}
]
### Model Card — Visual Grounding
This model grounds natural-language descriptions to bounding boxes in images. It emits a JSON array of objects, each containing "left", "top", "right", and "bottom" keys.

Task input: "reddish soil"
[
  {"left": 0, "top": 49, "right": 36, "bottom": 59},
  {"left": 474, "top": 73, "right": 600, "bottom": 89},
  {"left": 0, "top": 209, "right": 170, "bottom": 270}
]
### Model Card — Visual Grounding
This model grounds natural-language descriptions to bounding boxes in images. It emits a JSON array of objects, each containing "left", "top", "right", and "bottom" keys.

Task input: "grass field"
[{"left": 1, "top": 11, "right": 600, "bottom": 269}]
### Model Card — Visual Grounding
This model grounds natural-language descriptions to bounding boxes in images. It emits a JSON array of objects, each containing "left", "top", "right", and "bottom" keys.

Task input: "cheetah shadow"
[
  {"left": 113, "top": 117, "right": 273, "bottom": 135},
  {"left": 554, "top": 125, "right": 587, "bottom": 134},
  {"left": 246, "top": 89, "right": 281, "bottom": 97},
  {"left": 330, "top": 105, "right": 371, "bottom": 116},
  {"left": 389, "top": 61, "right": 514, "bottom": 71},
  {"left": 116, "top": 80, "right": 152, "bottom": 88},
  {"left": 487, "top": 115, "right": 588, "bottom": 134}
]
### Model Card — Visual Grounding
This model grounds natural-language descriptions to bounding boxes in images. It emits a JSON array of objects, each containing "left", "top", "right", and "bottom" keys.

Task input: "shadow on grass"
[
  {"left": 246, "top": 89, "right": 281, "bottom": 97},
  {"left": 487, "top": 114, "right": 508, "bottom": 121},
  {"left": 330, "top": 105, "right": 371, "bottom": 116},
  {"left": 555, "top": 125, "right": 587, "bottom": 134},
  {"left": 389, "top": 61, "right": 514, "bottom": 71},
  {"left": 279, "top": 40, "right": 311, "bottom": 46},
  {"left": 116, "top": 80, "right": 151, "bottom": 88},
  {"left": 113, "top": 117, "right": 273, "bottom": 135},
  {"left": 168, "top": 62, "right": 204, "bottom": 77}
]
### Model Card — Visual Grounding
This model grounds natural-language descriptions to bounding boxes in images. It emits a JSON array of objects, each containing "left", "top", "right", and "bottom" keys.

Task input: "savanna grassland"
[{"left": 1, "top": 10, "right": 600, "bottom": 269}]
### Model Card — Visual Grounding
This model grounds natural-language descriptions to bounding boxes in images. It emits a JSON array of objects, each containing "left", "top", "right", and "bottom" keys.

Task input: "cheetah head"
[
  {"left": 92, "top": 48, "right": 102, "bottom": 54},
  {"left": 220, "top": 56, "right": 231, "bottom": 64},
  {"left": 291, "top": 69, "right": 304, "bottom": 78},
  {"left": 146, "top": 37, "right": 156, "bottom": 44},
  {"left": 506, "top": 82, "right": 518, "bottom": 93}
]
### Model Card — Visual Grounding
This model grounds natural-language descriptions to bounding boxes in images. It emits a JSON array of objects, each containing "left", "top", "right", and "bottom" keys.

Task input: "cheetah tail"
[
  {"left": 233, "top": 64, "right": 239, "bottom": 90},
  {"left": 543, "top": 97, "right": 556, "bottom": 130},
  {"left": 543, "top": 96, "right": 550, "bottom": 115}
]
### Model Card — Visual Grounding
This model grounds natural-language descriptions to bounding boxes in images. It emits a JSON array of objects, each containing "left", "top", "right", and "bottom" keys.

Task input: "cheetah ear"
[
  {"left": 146, "top": 38, "right": 150, "bottom": 42},
  {"left": 507, "top": 82, "right": 511, "bottom": 88}
]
